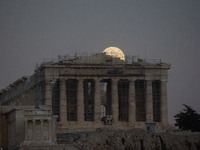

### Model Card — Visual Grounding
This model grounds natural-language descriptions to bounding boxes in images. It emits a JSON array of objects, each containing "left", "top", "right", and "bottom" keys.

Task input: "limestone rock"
[{"left": 59, "top": 128, "right": 200, "bottom": 150}]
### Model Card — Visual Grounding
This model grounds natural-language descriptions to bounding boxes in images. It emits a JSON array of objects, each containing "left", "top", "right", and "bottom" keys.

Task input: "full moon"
[{"left": 103, "top": 47, "right": 125, "bottom": 61}]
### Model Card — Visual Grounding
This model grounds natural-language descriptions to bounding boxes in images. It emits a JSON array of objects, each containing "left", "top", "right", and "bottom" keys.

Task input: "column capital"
[
  {"left": 60, "top": 78, "right": 66, "bottom": 82},
  {"left": 112, "top": 78, "right": 119, "bottom": 81},
  {"left": 45, "top": 79, "right": 52, "bottom": 83},
  {"left": 146, "top": 79, "right": 153, "bottom": 82},
  {"left": 161, "top": 80, "right": 168, "bottom": 82},
  {"left": 78, "top": 78, "right": 84, "bottom": 83},
  {"left": 146, "top": 80, "right": 152, "bottom": 85},
  {"left": 129, "top": 79, "right": 136, "bottom": 83},
  {"left": 94, "top": 78, "right": 101, "bottom": 85},
  {"left": 94, "top": 78, "right": 101, "bottom": 81}
]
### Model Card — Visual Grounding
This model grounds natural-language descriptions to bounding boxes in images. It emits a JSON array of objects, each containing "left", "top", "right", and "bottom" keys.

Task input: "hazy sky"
[{"left": 0, "top": 0, "right": 200, "bottom": 124}]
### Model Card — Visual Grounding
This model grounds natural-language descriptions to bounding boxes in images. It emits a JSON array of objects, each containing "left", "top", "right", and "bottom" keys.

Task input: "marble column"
[
  {"left": 8, "top": 122, "right": 11, "bottom": 146},
  {"left": 161, "top": 80, "right": 168, "bottom": 123},
  {"left": 49, "top": 119, "right": 52, "bottom": 140},
  {"left": 25, "top": 120, "right": 28, "bottom": 141},
  {"left": 129, "top": 79, "right": 136, "bottom": 123},
  {"left": 112, "top": 79, "right": 119, "bottom": 123},
  {"left": 59, "top": 79, "right": 67, "bottom": 122},
  {"left": 146, "top": 80, "right": 153, "bottom": 122},
  {"left": 40, "top": 119, "right": 43, "bottom": 141},
  {"left": 94, "top": 79, "right": 101, "bottom": 122},
  {"left": 77, "top": 79, "right": 84, "bottom": 121},
  {"left": 45, "top": 79, "right": 52, "bottom": 108},
  {"left": 33, "top": 120, "right": 35, "bottom": 141}
]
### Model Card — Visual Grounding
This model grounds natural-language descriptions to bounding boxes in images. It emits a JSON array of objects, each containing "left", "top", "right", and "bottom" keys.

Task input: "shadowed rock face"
[{"left": 57, "top": 129, "right": 200, "bottom": 150}]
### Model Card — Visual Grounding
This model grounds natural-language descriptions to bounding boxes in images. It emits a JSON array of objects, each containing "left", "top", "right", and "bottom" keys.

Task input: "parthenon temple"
[{"left": 0, "top": 47, "right": 174, "bottom": 149}]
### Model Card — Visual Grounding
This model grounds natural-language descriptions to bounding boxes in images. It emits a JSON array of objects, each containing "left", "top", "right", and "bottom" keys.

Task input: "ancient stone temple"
[{"left": 0, "top": 47, "right": 174, "bottom": 149}]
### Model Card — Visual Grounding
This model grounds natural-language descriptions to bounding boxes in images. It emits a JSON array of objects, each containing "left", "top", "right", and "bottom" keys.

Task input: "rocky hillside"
[{"left": 57, "top": 128, "right": 200, "bottom": 150}]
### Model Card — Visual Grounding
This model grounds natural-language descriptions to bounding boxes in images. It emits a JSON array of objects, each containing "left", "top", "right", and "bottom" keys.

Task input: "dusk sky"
[{"left": 0, "top": 0, "right": 200, "bottom": 124}]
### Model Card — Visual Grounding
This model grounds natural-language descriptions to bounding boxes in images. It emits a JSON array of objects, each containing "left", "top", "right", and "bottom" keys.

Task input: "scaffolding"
[
  {"left": 135, "top": 80, "right": 146, "bottom": 121},
  {"left": 66, "top": 79, "right": 78, "bottom": 121},
  {"left": 83, "top": 79, "right": 95, "bottom": 121},
  {"left": 118, "top": 79, "right": 129, "bottom": 122},
  {"left": 52, "top": 79, "right": 60, "bottom": 121},
  {"left": 152, "top": 80, "right": 161, "bottom": 122}
]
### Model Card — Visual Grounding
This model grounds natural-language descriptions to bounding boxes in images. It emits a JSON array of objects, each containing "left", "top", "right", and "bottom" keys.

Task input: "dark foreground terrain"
[{"left": 57, "top": 128, "right": 200, "bottom": 150}]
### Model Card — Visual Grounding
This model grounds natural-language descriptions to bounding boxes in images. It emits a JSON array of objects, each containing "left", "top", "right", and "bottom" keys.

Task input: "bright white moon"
[{"left": 103, "top": 47, "right": 125, "bottom": 61}]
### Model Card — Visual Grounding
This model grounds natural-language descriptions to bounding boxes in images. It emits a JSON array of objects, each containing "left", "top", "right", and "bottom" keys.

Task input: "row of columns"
[
  {"left": 25, "top": 119, "right": 52, "bottom": 141},
  {"left": 45, "top": 78, "right": 168, "bottom": 124}
]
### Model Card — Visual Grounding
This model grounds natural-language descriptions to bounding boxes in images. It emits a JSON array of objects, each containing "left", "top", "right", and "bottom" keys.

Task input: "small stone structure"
[
  {"left": 0, "top": 47, "right": 176, "bottom": 149},
  {"left": 21, "top": 105, "right": 57, "bottom": 145},
  {"left": 0, "top": 106, "right": 57, "bottom": 149}
]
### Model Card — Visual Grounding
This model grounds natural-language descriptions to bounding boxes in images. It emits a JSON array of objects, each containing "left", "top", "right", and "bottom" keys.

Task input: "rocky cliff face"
[{"left": 57, "top": 129, "right": 200, "bottom": 150}]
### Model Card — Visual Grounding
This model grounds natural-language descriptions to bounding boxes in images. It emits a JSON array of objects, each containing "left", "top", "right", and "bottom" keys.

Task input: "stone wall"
[
  {"left": 0, "top": 76, "right": 36, "bottom": 106},
  {"left": 0, "top": 106, "right": 57, "bottom": 150},
  {"left": 57, "top": 128, "right": 200, "bottom": 150},
  {"left": 0, "top": 106, "right": 36, "bottom": 150}
]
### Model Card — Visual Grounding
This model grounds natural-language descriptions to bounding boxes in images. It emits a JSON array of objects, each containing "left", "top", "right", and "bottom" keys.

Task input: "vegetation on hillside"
[{"left": 174, "top": 104, "right": 200, "bottom": 132}]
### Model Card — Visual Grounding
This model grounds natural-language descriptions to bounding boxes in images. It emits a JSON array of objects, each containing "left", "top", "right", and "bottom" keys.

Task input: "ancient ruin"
[{"left": 0, "top": 47, "right": 176, "bottom": 149}]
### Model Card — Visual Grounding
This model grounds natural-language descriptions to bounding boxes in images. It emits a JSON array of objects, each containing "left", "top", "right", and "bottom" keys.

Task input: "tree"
[{"left": 174, "top": 104, "right": 200, "bottom": 132}]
